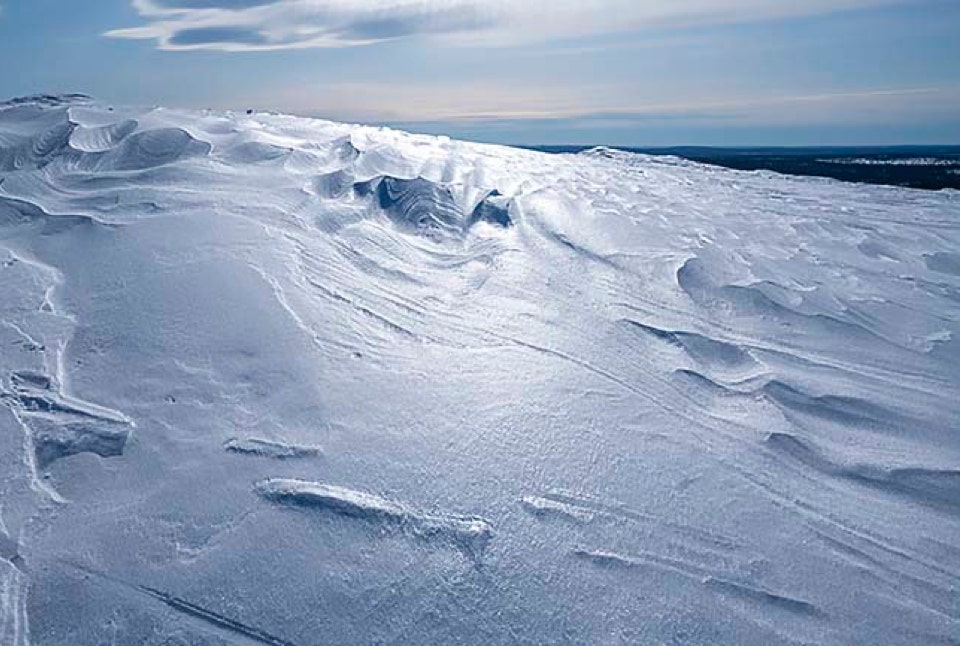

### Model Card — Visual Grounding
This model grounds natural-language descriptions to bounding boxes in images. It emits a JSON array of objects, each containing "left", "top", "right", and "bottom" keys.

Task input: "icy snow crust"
[{"left": 1, "top": 95, "right": 959, "bottom": 645}]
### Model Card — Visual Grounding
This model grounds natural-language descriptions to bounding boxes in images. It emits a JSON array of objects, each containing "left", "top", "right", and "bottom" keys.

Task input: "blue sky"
[{"left": 2, "top": 0, "right": 959, "bottom": 145}]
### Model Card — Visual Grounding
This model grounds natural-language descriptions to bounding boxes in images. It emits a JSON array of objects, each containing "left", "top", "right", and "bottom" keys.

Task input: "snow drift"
[{"left": 1, "top": 95, "right": 959, "bottom": 645}]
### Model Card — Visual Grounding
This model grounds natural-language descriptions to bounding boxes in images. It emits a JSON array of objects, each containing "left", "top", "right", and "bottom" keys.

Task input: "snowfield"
[{"left": 1, "top": 95, "right": 959, "bottom": 646}]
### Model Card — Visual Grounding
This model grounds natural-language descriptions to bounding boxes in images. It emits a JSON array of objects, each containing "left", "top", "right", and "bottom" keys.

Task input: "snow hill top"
[{"left": 1, "top": 95, "right": 959, "bottom": 646}]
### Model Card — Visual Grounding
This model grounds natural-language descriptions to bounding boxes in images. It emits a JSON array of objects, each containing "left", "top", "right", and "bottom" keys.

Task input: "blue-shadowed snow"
[{"left": 1, "top": 95, "right": 959, "bottom": 645}]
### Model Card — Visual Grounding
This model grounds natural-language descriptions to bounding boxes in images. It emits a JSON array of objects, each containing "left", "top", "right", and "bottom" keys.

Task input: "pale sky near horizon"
[{"left": 3, "top": 0, "right": 959, "bottom": 146}]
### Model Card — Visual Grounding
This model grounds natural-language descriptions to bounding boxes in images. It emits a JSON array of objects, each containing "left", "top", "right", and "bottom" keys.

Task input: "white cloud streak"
[
  {"left": 240, "top": 82, "right": 960, "bottom": 128},
  {"left": 107, "top": 0, "right": 906, "bottom": 52}
]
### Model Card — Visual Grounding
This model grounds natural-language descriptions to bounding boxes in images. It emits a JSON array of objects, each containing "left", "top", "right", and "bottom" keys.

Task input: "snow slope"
[{"left": 1, "top": 94, "right": 959, "bottom": 645}]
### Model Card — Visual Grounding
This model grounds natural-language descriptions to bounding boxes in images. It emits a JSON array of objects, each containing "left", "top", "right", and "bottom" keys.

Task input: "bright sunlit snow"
[{"left": 1, "top": 95, "right": 959, "bottom": 646}]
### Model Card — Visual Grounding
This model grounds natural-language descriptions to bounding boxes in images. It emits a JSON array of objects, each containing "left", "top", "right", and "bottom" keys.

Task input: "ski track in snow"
[{"left": 1, "top": 95, "right": 959, "bottom": 645}]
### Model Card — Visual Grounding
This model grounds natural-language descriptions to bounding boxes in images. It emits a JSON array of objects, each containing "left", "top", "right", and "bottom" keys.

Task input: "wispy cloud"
[
  {"left": 108, "top": 0, "right": 906, "bottom": 52},
  {"left": 245, "top": 81, "right": 959, "bottom": 128}
]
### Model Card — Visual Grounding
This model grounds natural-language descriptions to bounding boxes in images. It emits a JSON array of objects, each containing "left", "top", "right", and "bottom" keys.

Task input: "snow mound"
[
  {"left": 223, "top": 437, "right": 322, "bottom": 460},
  {"left": 255, "top": 478, "right": 494, "bottom": 557},
  {"left": 1, "top": 95, "right": 959, "bottom": 646}
]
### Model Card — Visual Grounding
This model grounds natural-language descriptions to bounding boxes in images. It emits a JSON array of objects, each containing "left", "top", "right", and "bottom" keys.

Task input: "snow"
[
  {"left": 1, "top": 94, "right": 959, "bottom": 645},
  {"left": 223, "top": 437, "right": 322, "bottom": 460}
]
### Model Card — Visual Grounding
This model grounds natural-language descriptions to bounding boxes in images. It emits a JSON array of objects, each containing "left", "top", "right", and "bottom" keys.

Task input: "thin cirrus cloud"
[
  {"left": 107, "top": 0, "right": 906, "bottom": 52},
  {"left": 256, "top": 82, "right": 957, "bottom": 127}
]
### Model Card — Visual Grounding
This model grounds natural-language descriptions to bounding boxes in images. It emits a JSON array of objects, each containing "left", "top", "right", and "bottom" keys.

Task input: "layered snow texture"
[{"left": 1, "top": 95, "right": 959, "bottom": 645}]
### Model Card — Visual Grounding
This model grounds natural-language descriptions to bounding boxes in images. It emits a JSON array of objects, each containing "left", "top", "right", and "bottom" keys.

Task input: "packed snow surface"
[{"left": 1, "top": 95, "right": 959, "bottom": 645}]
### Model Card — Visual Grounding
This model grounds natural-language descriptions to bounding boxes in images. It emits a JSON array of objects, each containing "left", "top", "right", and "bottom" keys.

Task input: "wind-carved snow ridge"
[
  {"left": 0, "top": 558, "right": 29, "bottom": 646},
  {"left": 255, "top": 479, "right": 494, "bottom": 559},
  {"left": 766, "top": 432, "right": 960, "bottom": 513},
  {"left": 355, "top": 176, "right": 512, "bottom": 240},
  {"left": 224, "top": 437, "right": 322, "bottom": 460},
  {"left": 0, "top": 507, "right": 29, "bottom": 646},
  {"left": 1, "top": 95, "right": 960, "bottom": 645},
  {"left": 1, "top": 370, "right": 133, "bottom": 469}
]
